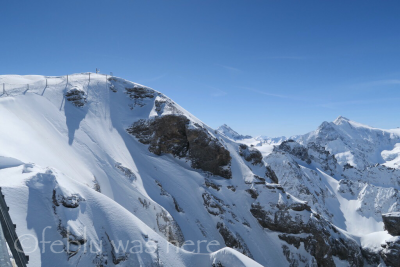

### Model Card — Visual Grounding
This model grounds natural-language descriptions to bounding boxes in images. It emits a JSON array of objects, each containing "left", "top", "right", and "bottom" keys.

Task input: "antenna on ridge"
[{"left": 96, "top": 68, "right": 100, "bottom": 74}]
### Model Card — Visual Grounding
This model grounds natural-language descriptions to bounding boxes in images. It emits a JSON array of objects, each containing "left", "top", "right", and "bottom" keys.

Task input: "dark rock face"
[
  {"left": 245, "top": 189, "right": 259, "bottom": 199},
  {"left": 265, "top": 166, "right": 279, "bottom": 184},
  {"left": 307, "top": 142, "right": 338, "bottom": 176},
  {"left": 125, "top": 85, "right": 157, "bottom": 108},
  {"left": 202, "top": 193, "right": 224, "bottom": 216},
  {"left": 216, "top": 222, "right": 253, "bottom": 258},
  {"left": 125, "top": 85, "right": 155, "bottom": 100},
  {"left": 250, "top": 202, "right": 364, "bottom": 266},
  {"left": 127, "top": 115, "right": 232, "bottom": 178},
  {"left": 361, "top": 247, "right": 381, "bottom": 266},
  {"left": 65, "top": 88, "right": 87, "bottom": 107},
  {"left": 239, "top": 144, "right": 262, "bottom": 165},
  {"left": 381, "top": 237, "right": 400, "bottom": 267},
  {"left": 382, "top": 212, "right": 400, "bottom": 236},
  {"left": 277, "top": 140, "right": 312, "bottom": 164},
  {"left": 53, "top": 189, "right": 84, "bottom": 208}
]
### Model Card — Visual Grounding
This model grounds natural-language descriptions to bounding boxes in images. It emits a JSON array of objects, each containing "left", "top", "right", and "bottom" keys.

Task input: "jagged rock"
[
  {"left": 65, "top": 87, "right": 87, "bottom": 107},
  {"left": 265, "top": 166, "right": 279, "bottom": 184},
  {"left": 239, "top": 144, "right": 262, "bottom": 165},
  {"left": 156, "top": 210, "right": 185, "bottom": 246},
  {"left": 381, "top": 236, "right": 400, "bottom": 267},
  {"left": 155, "top": 180, "right": 184, "bottom": 213},
  {"left": 53, "top": 189, "right": 84, "bottom": 208},
  {"left": 382, "top": 212, "right": 400, "bottom": 236},
  {"left": 216, "top": 222, "right": 253, "bottom": 258},
  {"left": 155, "top": 97, "right": 182, "bottom": 116},
  {"left": 227, "top": 185, "right": 236, "bottom": 192},
  {"left": 125, "top": 85, "right": 157, "bottom": 108},
  {"left": 276, "top": 140, "right": 312, "bottom": 164},
  {"left": 361, "top": 247, "right": 381, "bottom": 266},
  {"left": 250, "top": 202, "right": 363, "bottom": 266},
  {"left": 265, "top": 183, "right": 285, "bottom": 192},
  {"left": 125, "top": 85, "right": 155, "bottom": 99},
  {"left": 202, "top": 193, "right": 224, "bottom": 216},
  {"left": 245, "top": 188, "right": 258, "bottom": 199},
  {"left": 289, "top": 202, "right": 311, "bottom": 212},
  {"left": 127, "top": 115, "right": 232, "bottom": 178},
  {"left": 306, "top": 142, "right": 337, "bottom": 176},
  {"left": 344, "top": 163, "right": 354, "bottom": 170},
  {"left": 172, "top": 196, "right": 184, "bottom": 213},
  {"left": 205, "top": 179, "right": 221, "bottom": 191},
  {"left": 115, "top": 162, "right": 136, "bottom": 181}
]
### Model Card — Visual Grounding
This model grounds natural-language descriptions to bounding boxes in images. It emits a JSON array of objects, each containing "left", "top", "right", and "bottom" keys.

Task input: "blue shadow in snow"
[{"left": 64, "top": 101, "right": 88, "bottom": 145}]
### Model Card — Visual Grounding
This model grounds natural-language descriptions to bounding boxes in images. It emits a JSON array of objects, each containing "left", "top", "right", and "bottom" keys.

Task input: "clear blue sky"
[{"left": 1, "top": 0, "right": 399, "bottom": 137}]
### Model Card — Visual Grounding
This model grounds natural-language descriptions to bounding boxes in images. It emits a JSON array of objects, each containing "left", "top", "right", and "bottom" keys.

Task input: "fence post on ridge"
[
  {"left": 89, "top": 73, "right": 91, "bottom": 83},
  {"left": 2, "top": 83, "right": 4, "bottom": 95},
  {"left": 67, "top": 75, "right": 69, "bottom": 85}
]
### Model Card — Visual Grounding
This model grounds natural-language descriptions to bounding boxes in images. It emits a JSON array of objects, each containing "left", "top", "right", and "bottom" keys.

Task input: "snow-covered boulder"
[{"left": 65, "top": 87, "right": 87, "bottom": 107}]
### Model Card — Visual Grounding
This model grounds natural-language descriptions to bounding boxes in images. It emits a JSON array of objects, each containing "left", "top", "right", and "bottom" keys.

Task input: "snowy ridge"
[
  {"left": 217, "top": 124, "right": 252, "bottom": 141},
  {"left": 1, "top": 74, "right": 399, "bottom": 266}
]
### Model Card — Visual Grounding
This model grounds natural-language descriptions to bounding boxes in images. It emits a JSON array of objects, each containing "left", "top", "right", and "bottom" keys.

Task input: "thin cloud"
[{"left": 218, "top": 64, "right": 241, "bottom": 73}]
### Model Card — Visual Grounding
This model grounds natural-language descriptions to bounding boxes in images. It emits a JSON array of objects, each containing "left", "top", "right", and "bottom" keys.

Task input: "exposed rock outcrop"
[
  {"left": 216, "top": 222, "right": 253, "bottom": 258},
  {"left": 382, "top": 212, "right": 400, "bottom": 236},
  {"left": 125, "top": 85, "right": 157, "bottom": 108},
  {"left": 276, "top": 140, "right": 311, "bottom": 164},
  {"left": 65, "top": 87, "right": 87, "bottom": 107},
  {"left": 127, "top": 115, "right": 232, "bottom": 178},
  {"left": 239, "top": 144, "right": 262, "bottom": 165},
  {"left": 265, "top": 166, "right": 279, "bottom": 184},
  {"left": 250, "top": 194, "right": 363, "bottom": 266},
  {"left": 381, "top": 237, "right": 400, "bottom": 267}
]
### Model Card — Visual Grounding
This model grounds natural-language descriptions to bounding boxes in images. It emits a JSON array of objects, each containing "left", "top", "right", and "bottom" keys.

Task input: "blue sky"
[{"left": 1, "top": 0, "right": 399, "bottom": 137}]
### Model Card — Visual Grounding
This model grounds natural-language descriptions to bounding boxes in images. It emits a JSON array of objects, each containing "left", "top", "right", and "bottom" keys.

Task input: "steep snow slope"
[{"left": 0, "top": 74, "right": 292, "bottom": 266}]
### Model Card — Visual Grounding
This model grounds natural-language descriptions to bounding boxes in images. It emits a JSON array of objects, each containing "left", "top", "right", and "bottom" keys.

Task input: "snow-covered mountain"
[
  {"left": 217, "top": 124, "right": 252, "bottom": 141},
  {"left": 0, "top": 74, "right": 399, "bottom": 267},
  {"left": 297, "top": 116, "right": 400, "bottom": 170},
  {"left": 254, "top": 135, "right": 289, "bottom": 145}
]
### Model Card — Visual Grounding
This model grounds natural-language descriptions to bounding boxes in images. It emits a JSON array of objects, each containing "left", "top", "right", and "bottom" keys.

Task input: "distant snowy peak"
[
  {"left": 332, "top": 115, "right": 350, "bottom": 125},
  {"left": 255, "top": 136, "right": 288, "bottom": 145},
  {"left": 217, "top": 124, "right": 252, "bottom": 140},
  {"left": 299, "top": 116, "right": 400, "bottom": 169},
  {"left": 255, "top": 135, "right": 303, "bottom": 146}
]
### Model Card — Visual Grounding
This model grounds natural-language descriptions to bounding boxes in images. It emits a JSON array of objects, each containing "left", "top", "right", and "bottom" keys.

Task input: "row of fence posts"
[{"left": 2, "top": 72, "right": 113, "bottom": 96}]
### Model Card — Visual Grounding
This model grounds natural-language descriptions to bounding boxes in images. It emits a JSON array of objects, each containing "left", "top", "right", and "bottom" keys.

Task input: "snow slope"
[
  {"left": 0, "top": 74, "right": 287, "bottom": 266},
  {"left": 1, "top": 74, "right": 399, "bottom": 267}
]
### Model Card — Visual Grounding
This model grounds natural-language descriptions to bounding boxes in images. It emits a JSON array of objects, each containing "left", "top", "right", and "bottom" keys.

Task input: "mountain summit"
[{"left": 217, "top": 124, "right": 252, "bottom": 140}]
